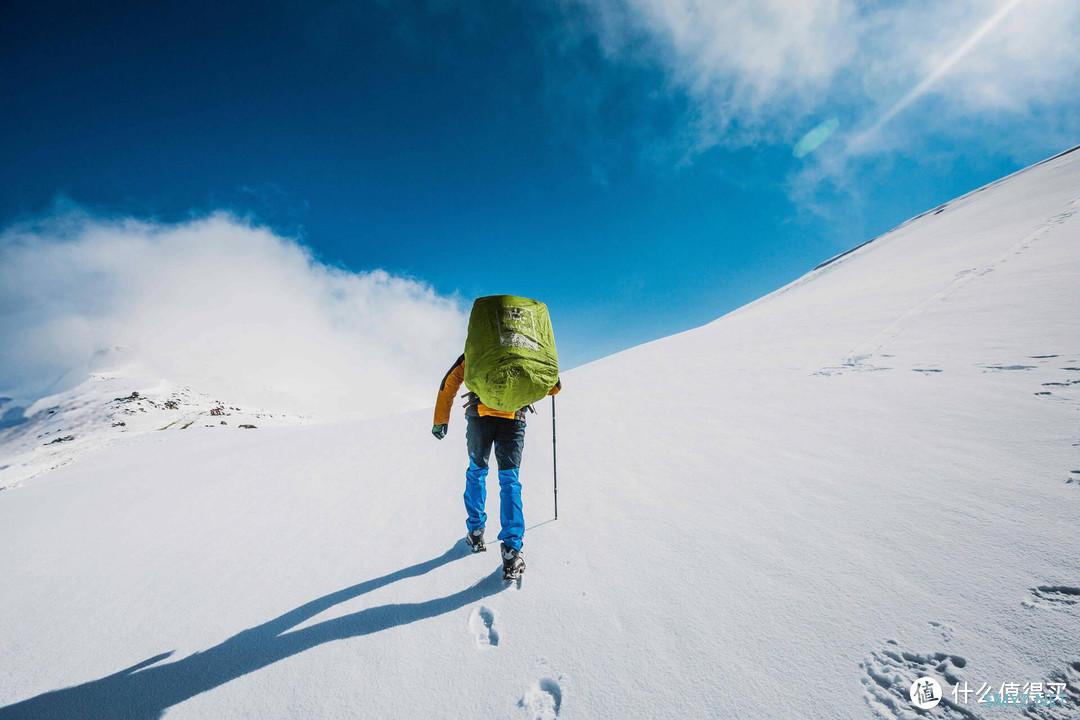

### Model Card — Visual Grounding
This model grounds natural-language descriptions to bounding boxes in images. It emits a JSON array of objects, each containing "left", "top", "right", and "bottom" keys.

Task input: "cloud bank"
[{"left": 0, "top": 212, "right": 467, "bottom": 417}]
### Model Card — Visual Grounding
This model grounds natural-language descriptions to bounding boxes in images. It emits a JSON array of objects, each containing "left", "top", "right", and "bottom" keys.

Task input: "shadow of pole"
[
  {"left": 0, "top": 541, "right": 507, "bottom": 720},
  {"left": 526, "top": 517, "right": 557, "bottom": 532}
]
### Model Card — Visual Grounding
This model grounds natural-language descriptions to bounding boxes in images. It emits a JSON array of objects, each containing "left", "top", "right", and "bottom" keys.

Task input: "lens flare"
[{"left": 793, "top": 117, "right": 840, "bottom": 158}]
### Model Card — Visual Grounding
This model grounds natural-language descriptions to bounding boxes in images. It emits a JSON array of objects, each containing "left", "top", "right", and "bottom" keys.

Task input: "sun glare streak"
[{"left": 849, "top": 0, "right": 1026, "bottom": 152}]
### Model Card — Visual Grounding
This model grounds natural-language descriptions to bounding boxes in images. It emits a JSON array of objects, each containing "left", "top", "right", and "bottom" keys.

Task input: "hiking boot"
[
  {"left": 466, "top": 527, "right": 486, "bottom": 553},
  {"left": 501, "top": 543, "right": 525, "bottom": 580}
]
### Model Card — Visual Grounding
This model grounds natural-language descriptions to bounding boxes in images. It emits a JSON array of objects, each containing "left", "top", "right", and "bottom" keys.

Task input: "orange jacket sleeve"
[{"left": 433, "top": 354, "right": 465, "bottom": 425}]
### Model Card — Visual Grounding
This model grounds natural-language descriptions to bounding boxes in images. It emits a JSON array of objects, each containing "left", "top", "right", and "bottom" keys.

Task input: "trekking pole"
[{"left": 551, "top": 394, "right": 558, "bottom": 520}]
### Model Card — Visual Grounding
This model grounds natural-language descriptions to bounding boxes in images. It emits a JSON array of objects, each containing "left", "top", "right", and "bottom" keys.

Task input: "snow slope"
[{"left": 1, "top": 148, "right": 1078, "bottom": 719}]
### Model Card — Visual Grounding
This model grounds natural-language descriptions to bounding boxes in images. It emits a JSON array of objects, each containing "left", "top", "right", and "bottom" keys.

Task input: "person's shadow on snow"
[{"left": 0, "top": 541, "right": 505, "bottom": 720}]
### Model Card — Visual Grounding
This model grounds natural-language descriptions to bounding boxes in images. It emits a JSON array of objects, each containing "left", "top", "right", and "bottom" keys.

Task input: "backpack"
[{"left": 464, "top": 295, "right": 559, "bottom": 412}]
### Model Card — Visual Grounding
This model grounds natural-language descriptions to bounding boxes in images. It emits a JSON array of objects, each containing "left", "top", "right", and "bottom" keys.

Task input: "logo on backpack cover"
[{"left": 498, "top": 306, "right": 540, "bottom": 351}]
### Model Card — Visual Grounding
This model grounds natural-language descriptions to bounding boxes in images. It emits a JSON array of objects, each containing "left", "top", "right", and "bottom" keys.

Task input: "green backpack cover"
[{"left": 464, "top": 295, "right": 559, "bottom": 412}]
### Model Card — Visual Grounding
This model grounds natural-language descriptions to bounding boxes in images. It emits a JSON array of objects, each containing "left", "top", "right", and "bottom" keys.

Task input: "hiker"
[{"left": 432, "top": 353, "right": 561, "bottom": 579}]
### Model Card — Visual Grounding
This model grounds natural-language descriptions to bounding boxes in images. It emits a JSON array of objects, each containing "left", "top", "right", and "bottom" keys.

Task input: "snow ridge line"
[
  {"left": 718, "top": 144, "right": 1080, "bottom": 328},
  {"left": 814, "top": 144, "right": 1080, "bottom": 275},
  {"left": 842, "top": 194, "right": 1080, "bottom": 365}
]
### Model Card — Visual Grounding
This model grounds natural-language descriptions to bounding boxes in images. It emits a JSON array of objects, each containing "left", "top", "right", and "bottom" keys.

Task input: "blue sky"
[{"left": 2, "top": 0, "right": 1078, "bottom": 369}]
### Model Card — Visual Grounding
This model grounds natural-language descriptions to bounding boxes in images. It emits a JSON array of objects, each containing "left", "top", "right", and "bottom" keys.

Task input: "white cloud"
[
  {"left": 571, "top": 0, "right": 1080, "bottom": 158},
  {"left": 0, "top": 212, "right": 467, "bottom": 417},
  {"left": 573, "top": 0, "right": 855, "bottom": 147}
]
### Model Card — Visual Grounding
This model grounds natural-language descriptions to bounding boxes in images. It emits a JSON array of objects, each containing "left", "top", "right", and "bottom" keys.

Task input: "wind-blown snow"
[
  {"left": 1, "top": 149, "right": 1078, "bottom": 718},
  {"left": 0, "top": 212, "right": 467, "bottom": 417}
]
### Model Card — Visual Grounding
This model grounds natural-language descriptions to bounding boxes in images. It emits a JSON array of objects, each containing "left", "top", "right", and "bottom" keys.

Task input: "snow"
[{"left": 1, "top": 148, "right": 1079, "bottom": 719}]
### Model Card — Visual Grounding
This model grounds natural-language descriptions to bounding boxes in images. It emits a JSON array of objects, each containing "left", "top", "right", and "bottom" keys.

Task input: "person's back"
[{"left": 432, "top": 353, "right": 561, "bottom": 580}]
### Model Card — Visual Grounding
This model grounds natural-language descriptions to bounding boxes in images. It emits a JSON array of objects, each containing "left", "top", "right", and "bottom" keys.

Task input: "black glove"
[{"left": 431, "top": 423, "right": 448, "bottom": 440}]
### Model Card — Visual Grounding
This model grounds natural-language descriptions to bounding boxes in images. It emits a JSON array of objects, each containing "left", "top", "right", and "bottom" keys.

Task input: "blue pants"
[{"left": 464, "top": 415, "right": 526, "bottom": 550}]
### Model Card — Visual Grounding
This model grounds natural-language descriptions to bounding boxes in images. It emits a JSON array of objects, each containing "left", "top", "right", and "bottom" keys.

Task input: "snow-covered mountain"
[
  {"left": 1, "top": 148, "right": 1078, "bottom": 719},
  {"left": 0, "top": 348, "right": 308, "bottom": 490}
]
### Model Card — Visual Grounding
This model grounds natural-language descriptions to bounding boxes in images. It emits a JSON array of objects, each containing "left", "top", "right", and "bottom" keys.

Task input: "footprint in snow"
[
  {"left": 1024, "top": 661, "right": 1080, "bottom": 720},
  {"left": 519, "top": 678, "right": 562, "bottom": 720},
  {"left": 469, "top": 606, "right": 499, "bottom": 648},
  {"left": 1023, "top": 585, "right": 1080, "bottom": 609},
  {"left": 929, "top": 620, "right": 954, "bottom": 643},
  {"left": 860, "top": 641, "right": 974, "bottom": 719}
]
